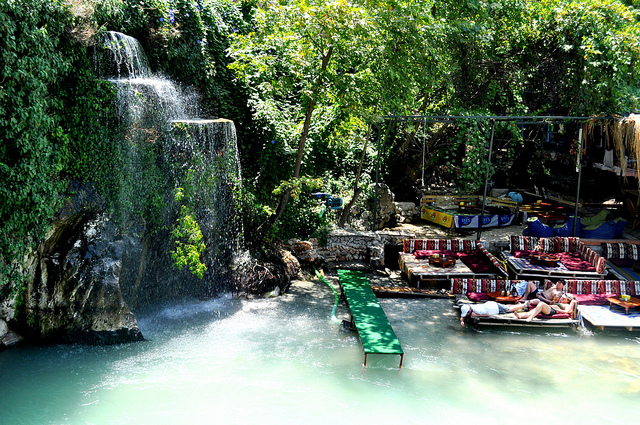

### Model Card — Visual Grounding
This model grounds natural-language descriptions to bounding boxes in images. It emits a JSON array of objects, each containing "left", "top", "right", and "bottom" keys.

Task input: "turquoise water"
[{"left": 1, "top": 279, "right": 639, "bottom": 424}]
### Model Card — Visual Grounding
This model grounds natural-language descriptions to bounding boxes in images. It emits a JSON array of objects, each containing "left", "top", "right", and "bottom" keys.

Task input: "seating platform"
[
  {"left": 578, "top": 305, "right": 640, "bottom": 331},
  {"left": 337, "top": 269, "right": 404, "bottom": 368}
]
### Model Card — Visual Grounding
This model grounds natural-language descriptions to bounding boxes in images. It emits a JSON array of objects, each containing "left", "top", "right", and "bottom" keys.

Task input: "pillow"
[
  {"left": 414, "top": 250, "right": 431, "bottom": 259},
  {"left": 627, "top": 244, "right": 640, "bottom": 260},
  {"left": 467, "top": 292, "right": 490, "bottom": 302},
  {"left": 556, "top": 237, "right": 579, "bottom": 253},
  {"left": 573, "top": 294, "right": 610, "bottom": 305},
  {"left": 602, "top": 242, "right": 626, "bottom": 259},
  {"left": 536, "top": 238, "right": 557, "bottom": 253},
  {"left": 511, "top": 236, "right": 536, "bottom": 252}
]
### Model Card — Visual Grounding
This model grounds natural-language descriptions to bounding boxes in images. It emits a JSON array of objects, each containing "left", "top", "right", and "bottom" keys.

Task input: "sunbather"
[
  {"left": 515, "top": 281, "right": 539, "bottom": 302},
  {"left": 535, "top": 281, "right": 564, "bottom": 304},
  {"left": 459, "top": 301, "right": 527, "bottom": 327},
  {"left": 515, "top": 295, "right": 577, "bottom": 322}
]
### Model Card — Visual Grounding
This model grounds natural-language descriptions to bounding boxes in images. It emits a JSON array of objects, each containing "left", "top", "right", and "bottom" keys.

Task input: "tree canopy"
[{"left": 2, "top": 0, "right": 640, "bottom": 286}]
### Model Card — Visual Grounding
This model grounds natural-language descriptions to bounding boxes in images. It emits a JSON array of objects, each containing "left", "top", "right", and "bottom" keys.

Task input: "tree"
[
  {"left": 229, "top": 0, "right": 376, "bottom": 235},
  {"left": 229, "top": 0, "right": 449, "bottom": 234}
]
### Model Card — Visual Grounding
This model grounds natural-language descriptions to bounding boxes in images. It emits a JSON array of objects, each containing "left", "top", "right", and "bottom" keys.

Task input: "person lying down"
[
  {"left": 459, "top": 301, "right": 526, "bottom": 327},
  {"left": 459, "top": 296, "right": 577, "bottom": 326}
]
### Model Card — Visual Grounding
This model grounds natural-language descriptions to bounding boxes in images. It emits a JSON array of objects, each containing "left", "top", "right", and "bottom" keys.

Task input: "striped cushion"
[
  {"left": 450, "top": 278, "right": 528, "bottom": 294},
  {"left": 510, "top": 236, "right": 537, "bottom": 252},
  {"left": 627, "top": 244, "right": 640, "bottom": 260},
  {"left": 602, "top": 242, "right": 627, "bottom": 259},
  {"left": 564, "top": 280, "right": 634, "bottom": 296},
  {"left": 598, "top": 281, "right": 621, "bottom": 295},
  {"left": 579, "top": 244, "right": 607, "bottom": 273},
  {"left": 621, "top": 281, "right": 640, "bottom": 297},
  {"left": 478, "top": 243, "right": 508, "bottom": 277},
  {"left": 556, "top": 237, "right": 579, "bottom": 253},
  {"left": 403, "top": 239, "right": 478, "bottom": 253},
  {"left": 564, "top": 279, "right": 599, "bottom": 295},
  {"left": 536, "top": 238, "right": 556, "bottom": 253}
]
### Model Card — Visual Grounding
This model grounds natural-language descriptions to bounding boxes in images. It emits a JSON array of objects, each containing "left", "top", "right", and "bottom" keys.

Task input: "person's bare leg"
[
  {"left": 518, "top": 282, "right": 536, "bottom": 301},
  {"left": 525, "top": 302, "right": 552, "bottom": 322},
  {"left": 508, "top": 303, "right": 527, "bottom": 313}
]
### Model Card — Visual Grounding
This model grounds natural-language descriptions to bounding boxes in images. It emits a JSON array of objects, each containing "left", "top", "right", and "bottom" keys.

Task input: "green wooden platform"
[{"left": 337, "top": 269, "right": 404, "bottom": 368}]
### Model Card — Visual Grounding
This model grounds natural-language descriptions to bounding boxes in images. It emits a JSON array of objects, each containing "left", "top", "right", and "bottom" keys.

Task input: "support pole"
[
  {"left": 573, "top": 125, "right": 585, "bottom": 236},
  {"left": 373, "top": 122, "right": 391, "bottom": 231},
  {"left": 477, "top": 119, "right": 496, "bottom": 241},
  {"left": 421, "top": 118, "right": 426, "bottom": 187}
]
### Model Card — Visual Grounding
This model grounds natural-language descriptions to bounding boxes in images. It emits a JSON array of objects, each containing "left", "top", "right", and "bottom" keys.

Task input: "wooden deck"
[{"left": 578, "top": 305, "right": 640, "bottom": 331}]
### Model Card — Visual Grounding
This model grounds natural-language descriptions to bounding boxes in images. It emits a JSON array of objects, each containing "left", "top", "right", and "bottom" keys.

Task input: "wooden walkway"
[{"left": 337, "top": 269, "right": 404, "bottom": 368}]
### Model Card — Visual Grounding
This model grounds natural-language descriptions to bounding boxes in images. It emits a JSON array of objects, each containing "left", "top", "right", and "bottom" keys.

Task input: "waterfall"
[
  {"left": 97, "top": 31, "right": 243, "bottom": 300},
  {"left": 99, "top": 31, "right": 151, "bottom": 80}
]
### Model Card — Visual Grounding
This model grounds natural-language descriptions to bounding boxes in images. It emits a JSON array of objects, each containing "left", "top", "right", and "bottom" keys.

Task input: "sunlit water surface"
[{"left": 1, "top": 280, "right": 639, "bottom": 425}]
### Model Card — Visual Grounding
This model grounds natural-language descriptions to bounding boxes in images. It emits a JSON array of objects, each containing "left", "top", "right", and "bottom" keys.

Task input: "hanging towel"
[{"left": 603, "top": 149, "right": 614, "bottom": 168}]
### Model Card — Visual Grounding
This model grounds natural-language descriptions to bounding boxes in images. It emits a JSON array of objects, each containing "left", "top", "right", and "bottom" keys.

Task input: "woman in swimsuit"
[{"left": 515, "top": 294, "right": 577, "bottom": 322}]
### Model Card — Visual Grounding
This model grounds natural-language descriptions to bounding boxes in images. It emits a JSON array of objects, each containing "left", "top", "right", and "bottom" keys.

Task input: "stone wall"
[
  {"left": 288, "top": 227, "right": 508, "bottom": 269},
  {"left": 288, "top": 228, "right": 416, "bottom": 268}
]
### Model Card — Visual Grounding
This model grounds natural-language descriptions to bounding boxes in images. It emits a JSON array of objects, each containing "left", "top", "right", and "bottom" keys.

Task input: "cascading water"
[
  {"left": 100, "top": 31, "right": 151, "bottom": 79},
  {"left": 96, "top": 31, "right": 243, "bottom": 302}
]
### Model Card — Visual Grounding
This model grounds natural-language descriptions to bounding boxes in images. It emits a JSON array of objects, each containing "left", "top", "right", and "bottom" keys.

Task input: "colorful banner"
[
  {"left": 421, "top": 207, "right": 454, "bottom": 228},
  {"left": 421, "top": 207, "right": 515, "bottom": 229}
]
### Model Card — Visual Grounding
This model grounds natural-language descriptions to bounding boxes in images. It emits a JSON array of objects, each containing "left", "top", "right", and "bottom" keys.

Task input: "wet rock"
[
  {"left": 235, "top": 246, "right": 300, "bottom": 297},
  {"left": 0, "top": 319, "right": 23, "bottom": 350},
  {"left": 17, "top": 211, "right": 143, "bottom": 345}
]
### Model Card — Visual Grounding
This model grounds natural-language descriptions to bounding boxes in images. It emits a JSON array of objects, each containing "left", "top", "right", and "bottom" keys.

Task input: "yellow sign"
[{"left": 421, "top": 207, "right": 454, "bottom": 228}]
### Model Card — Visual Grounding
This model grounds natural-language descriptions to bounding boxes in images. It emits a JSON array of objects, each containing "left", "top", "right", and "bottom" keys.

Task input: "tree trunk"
[
  {"left": 338, "top": 129, "right": 369, "bottom": 227},
  {"left": 398, "top": 93, "right": 429, "bottom": 155},
  {"left": 266, "top": 46, "right": 334, "bottom": 229}
]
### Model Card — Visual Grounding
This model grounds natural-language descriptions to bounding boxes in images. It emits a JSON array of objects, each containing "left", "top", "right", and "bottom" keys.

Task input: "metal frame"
[{"left": 371, "top": 115, "right": 612, "bottom": 239}]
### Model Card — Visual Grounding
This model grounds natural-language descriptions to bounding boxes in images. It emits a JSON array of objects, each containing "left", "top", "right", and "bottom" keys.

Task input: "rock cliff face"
[{"left": 2, "top": 209, "right": 143, "bottom": 346}]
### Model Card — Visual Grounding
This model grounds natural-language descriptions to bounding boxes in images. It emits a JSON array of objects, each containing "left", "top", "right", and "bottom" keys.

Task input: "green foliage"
[
  {"left": 273, "top": 193, "right": 331, "bottom": 242},
  {"left": 272, "top": 175, "right": 322, "bottom": 199},
  {"left": 170, "top": 186, "right": 207, "bottom": 279},
  {"left": 0, "top": 0, "right": 75, "bottom": 287},
  {"left": 453, "top": 119, "right": 494, "bottom": 193},
  {"left": 3, "top": 0, "right": 640, "bottom": 289},
  {"left": 529, "top": 0, "right": 640, "bottom": 115}
]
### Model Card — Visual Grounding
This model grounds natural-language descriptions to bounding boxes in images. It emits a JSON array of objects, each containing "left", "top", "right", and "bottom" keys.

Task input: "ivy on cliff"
[{"left": 0, "top": 0, "right": 75, "bottom": 288}]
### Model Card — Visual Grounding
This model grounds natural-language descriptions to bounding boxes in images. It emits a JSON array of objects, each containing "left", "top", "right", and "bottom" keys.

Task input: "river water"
[{"left": 1, "top": 279, "right": 639, "bottom": 424}]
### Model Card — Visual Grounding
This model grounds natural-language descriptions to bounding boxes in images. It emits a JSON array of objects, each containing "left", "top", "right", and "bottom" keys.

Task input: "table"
[
  {"left": 528, "top": 253, "right": 560, "bottom": 267},
  {"left": 457, "top": 202, "right": 478, "bottom": 214},
  {"left": 428, "top": 257, "right": 456, "bottom": 268},
  {"left": 537, "top": 212, "right": 568, "bottom": 225},
  {"left": 608, "top": 296, "right": 640, "bottom": 314}
]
